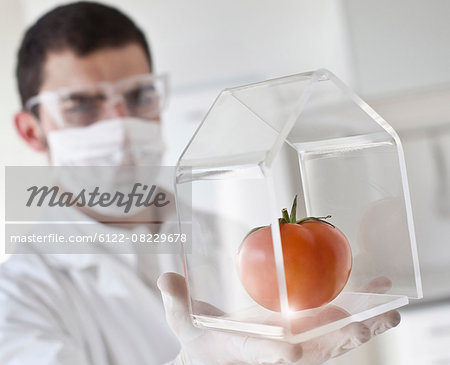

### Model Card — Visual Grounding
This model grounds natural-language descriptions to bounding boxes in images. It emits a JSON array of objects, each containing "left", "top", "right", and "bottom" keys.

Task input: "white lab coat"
[{"left": 0, "top": 204, "right": 189, "bottom": 365}]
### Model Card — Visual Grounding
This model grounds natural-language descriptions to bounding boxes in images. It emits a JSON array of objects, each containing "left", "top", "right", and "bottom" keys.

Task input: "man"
[{"left": 0, "top": 2, "right": 400, "bottom": 364}]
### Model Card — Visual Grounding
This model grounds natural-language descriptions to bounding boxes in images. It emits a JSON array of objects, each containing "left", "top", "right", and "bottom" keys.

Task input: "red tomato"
[{"left": 236, "top": 207, "right": 352, "bottom": 312}]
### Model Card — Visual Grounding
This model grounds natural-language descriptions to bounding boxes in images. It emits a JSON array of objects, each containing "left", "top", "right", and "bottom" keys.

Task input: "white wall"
[
  {"left": 20, "top": 0, "right": 356, "bottom": 89},
  {"left": 0, "top": 1, "right": 47, "bottom": 167},
  {"left": 0, "top": 0, "right": 45, "bottom": 265},
  {"left": 343, "top": 0, "right": 450, "bottom": 97}
]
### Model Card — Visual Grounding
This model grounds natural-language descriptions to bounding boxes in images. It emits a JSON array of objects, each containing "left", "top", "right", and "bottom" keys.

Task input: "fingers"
[
  {"left": 302, "top": 310, "right": 400, "bottom": 363},
  {"left": 157, "top": 272, "right": 188, "bottom": 301},
  {"left": 329, "top": 322, "right": 372, "bottom": 358},
  {"left": 356, "top": 278, "right": 400, "bottom": 336},
  {"left": 240, "top": 336, "right": 302, "bottom": 364},
  {"left": 362, "top": 310, "right": 401, "bottom": 336},
  {"left": 288, "top": 305, "right": 350, "bottom": 334},
  {"left": 299, "top": 322, "right": 370, "bottom": 364},
  {"left": 157, "top": 272, "right": 202, "bottom": 342}
]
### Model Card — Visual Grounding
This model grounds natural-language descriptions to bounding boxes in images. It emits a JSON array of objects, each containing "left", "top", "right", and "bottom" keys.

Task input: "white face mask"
[
  {"left": 47, "top": 117, "right": 167, "bottom": 218},
  {"left": 47, "top": 117, "right": 166, "bottom": 166}
]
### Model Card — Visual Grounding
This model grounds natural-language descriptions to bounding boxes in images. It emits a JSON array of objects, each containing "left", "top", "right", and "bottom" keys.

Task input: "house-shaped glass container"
[{"left": 174, "top": 69, "right": 422, "bottom": 342}]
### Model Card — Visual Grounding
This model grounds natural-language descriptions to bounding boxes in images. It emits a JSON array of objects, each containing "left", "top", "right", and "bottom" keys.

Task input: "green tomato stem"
[
  {"left": 282, "top": 208, "right": 290, "bottom": 223},
  {"left": 289, "top": 194, "right": 298, "bottom": 223},
  {"left": 243, "top": 196, "right": 334, "bottom": 243},
  {"left": 280, "top": 195, "right": 334, "bottom": 227}
]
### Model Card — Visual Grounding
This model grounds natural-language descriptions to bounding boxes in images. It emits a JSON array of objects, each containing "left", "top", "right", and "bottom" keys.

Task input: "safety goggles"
[{"left": 25, "top": 73, "right": 168, "bottom": 128}]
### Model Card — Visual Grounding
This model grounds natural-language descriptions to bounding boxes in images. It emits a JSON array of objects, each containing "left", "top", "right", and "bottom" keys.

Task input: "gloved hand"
[{"left": 157, "top": 274, "right": 400, "bottom": 365}]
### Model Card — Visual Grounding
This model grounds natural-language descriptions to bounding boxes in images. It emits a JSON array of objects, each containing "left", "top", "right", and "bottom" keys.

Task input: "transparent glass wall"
[{"left": 175, "top": 69, "right": 422, "bottom": 342}]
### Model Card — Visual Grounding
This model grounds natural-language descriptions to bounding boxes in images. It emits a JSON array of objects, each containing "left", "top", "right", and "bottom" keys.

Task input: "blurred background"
[{"left": 1, "top": 0, "right": 450, "bottom": 363}]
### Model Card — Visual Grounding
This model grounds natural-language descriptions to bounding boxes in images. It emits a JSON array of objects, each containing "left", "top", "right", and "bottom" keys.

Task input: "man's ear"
[{"left": 14, "top": 111, "right": 47, "bottom": 152}]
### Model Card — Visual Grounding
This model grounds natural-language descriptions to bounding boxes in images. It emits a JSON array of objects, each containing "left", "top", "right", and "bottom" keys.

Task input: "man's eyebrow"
[{"left": 61, "top": 92, "right": 107, "bottom": 102}]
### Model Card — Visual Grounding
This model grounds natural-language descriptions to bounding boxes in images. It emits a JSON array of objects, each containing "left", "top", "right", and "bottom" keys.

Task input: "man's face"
[
  {"left": 40, "top": 43, "right": 151, "bottom": 133},
  {"left": 16, "top": 43, "right": 152, "bottom": 151}
]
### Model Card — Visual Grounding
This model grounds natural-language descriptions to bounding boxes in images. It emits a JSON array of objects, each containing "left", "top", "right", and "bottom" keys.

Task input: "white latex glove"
[{"left": 157, "top": 274, "right": 400, "bottom": 365}]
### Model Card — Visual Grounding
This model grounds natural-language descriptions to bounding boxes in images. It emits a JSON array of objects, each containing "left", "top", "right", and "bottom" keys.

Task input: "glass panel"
[{"left": 175, "top": 69, "right": 422, "bottom": 342}]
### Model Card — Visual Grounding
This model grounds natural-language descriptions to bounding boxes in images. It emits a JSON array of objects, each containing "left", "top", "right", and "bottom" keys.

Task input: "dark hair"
[{"left": 16, "top": 1, "right": 152, "bottom": 108}]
